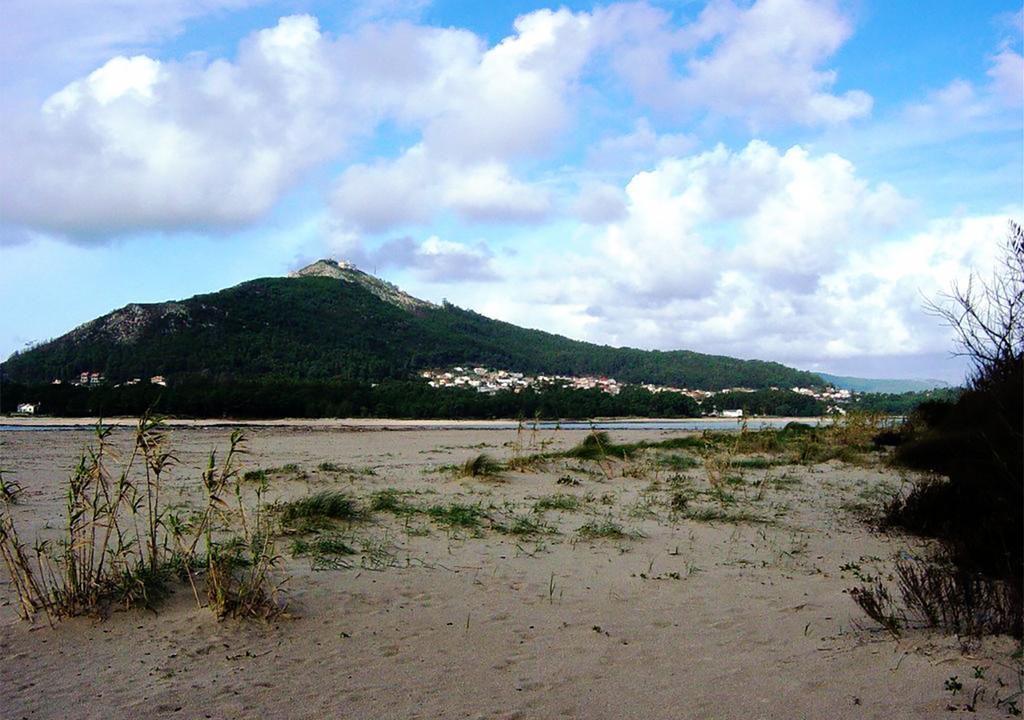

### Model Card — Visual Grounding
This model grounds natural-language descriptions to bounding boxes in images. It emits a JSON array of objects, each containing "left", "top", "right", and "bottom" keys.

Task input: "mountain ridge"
[
  {"left": 2, "top": 261, "right": 826, "bottom": 391},
  {"left": 816, "top": 372, "right": 953, "bottom": 394}
]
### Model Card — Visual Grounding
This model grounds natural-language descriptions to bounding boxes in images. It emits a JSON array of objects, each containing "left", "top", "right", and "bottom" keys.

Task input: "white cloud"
[
  {"left": 332, "top": 8, "right": 592, "bottom": 232},
  {"left": 987, "top": 46, "right": 1024, "bottom": 107},
  {"left": 2, "top": 2, "right": 876, "bottom": 241},
  {"left": 412, "top": 7, "right": 597, "bottom": 162},
  {"left": 332, "top": 145, "right": 552, "bottom": 232},
  {"left": 2, "top": 15, "right": 365, "bottom": 237},
  {"left": 570, "top": 182, "right": 629, "bottom": 224},
  {"left": 587, "top": 118, "right": 697, "bottom": 170},
  {"left": 443, "top": 162, "right": 552, "bottom": 221},
  {"left": 590, "top": 140, "right": 913, "bottom": 299},
  {"left": 599, "top": 0, "right": 871, "bottom": 128},
  {"left": 456, "top": 142, "right": 1007, "bottom": 375}
]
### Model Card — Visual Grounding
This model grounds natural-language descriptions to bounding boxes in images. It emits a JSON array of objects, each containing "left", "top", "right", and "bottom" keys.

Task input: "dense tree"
[{"left": 1, "top": 275, "right": 824, "bottom": 391}]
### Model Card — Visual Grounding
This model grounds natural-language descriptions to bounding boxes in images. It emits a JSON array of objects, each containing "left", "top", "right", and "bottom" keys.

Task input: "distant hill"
[
  {"left": 1, "top": 260, "right": 825, "bottom": 391},
  {"left": 818, "top": 373, "right": 953, "bottom": 394}
]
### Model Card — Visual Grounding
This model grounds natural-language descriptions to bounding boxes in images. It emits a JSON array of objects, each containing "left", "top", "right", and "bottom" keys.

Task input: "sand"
[{"left": 1, "top": 424, "right": 1019, "bottom": 719}]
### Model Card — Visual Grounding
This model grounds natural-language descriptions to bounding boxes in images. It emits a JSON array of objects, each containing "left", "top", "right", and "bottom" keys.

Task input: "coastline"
[{"left": 0, "top": 415, "right": 825, "bottom": 430}]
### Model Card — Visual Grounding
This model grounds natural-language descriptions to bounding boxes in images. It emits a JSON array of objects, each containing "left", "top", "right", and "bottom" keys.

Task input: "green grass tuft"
[
  {"left": 368, "top": 488, "right": 421, "bottom": 515},
  {"left": 683, "top": 506, "right": 773, "bottom": 524},
  {"left": 318, "top": 462, "right": 377, "bottom": 475},
  {"left": 278, "top": 491, "right": 363, "bottom": 527},
  {"left": 426, "top": 503, "right": 488, "bottom": 529},
  {"left": 460, "top": 453, "right": 503, "bottom": 477},
  {"left": 498, "top": 514, "right": 553, "bottom": 537},
  {"left": 291, "top": 533, "right": 356, "bottom": 558},
  {"left": 533, "top": 494, "right": 582, "bottom": 512},
  {"left": 576, "top": 519, "right": 638, "bottom": 540},
  {"left": 658, "top": 453, "right": 700, "bottom": 470}
]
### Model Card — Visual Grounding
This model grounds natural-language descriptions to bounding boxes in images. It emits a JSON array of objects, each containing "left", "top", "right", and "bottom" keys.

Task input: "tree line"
[{"left": 0, "top": 378, "right": 827, "bottom": 420}]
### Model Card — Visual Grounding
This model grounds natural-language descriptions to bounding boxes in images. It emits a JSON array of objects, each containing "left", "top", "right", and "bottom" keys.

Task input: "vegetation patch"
[
  {"left": 683, "top": 506, "right": 774, "bottom": 525},
  {"left": 290, "top": 533, "right": 357, "bottom": 570},
  {"left": 318, "top": 462, "right": 377, "bottom": 475},
  {"left": 533, "top": 494, "right": 582, "bottom": 512},
  {"left": 850, "top": 554, "right": 1021, "bottom": 638},
  {"left": 245, "top": 463, "right": 308, "bottom": 482},
  {"left": 0, "top": 416, "right": 283, "bottom": 623},
  {"left": 576, "top": 520, "right": 640, "bottom": 540},
  {"left": 496, "top": 514, "right": 553, "bottom": 537},
  {"left": 658, "top": 453, "right": 700, "bottom": 471},
  {"left": 850, "top": 223, "right": 1023, "bottom": 638},
  {"left": 368, "top": 488, "right": 421, "bottom": 516},
  {"left": 460, "top": 453, "right": 503, "bottom": 478},
  {"left": 426, "top": 502, "right": 488, "bottom": 529},
  {"left": 278, "top": 491, "right": 363, "bottom": 529},
  {"left": 732, "top": 456, "right": 790, "bottom": 469}
]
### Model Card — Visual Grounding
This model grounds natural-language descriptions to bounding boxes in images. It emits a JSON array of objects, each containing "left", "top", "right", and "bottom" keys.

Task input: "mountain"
[
  {"left": 817, "top": 373, "right": 953, "bottom": 394},
  {"left": 1, "top": 260, "right": 825, "bottom": 390}
]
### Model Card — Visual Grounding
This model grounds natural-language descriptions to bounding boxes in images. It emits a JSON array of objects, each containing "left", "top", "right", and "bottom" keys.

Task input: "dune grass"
[
  {"left": 576, "top": 519, "right": 640, "bottom": 540},
  {"left": 290, "top": 533, "right": 357, "bottom": 570},
  {"left": 0, "top": 416, "right": 283, "bottom": 623},
  {"left": 368, "top": 488, "right": 421, "bottom": 516},
  {"left": 426, "top": 502, "right": 488, "bottom": 529},
  {"left": 497, "top": 513, "right": 554, "bottom": 537},
  {"left": 278, "top": 491, "right": 363, "bottom": 530},
  {"left": 658, "top": 453, "right": 700, "bottom": 471},
  {"left": 460, "top": 453, "right": 503, "bottom": 478},
  {"left": 533, "top": 493, "right": 582, "bottom": 512},
  {"left": 318, "top": 462, "right": 377, "bottom": 475}
]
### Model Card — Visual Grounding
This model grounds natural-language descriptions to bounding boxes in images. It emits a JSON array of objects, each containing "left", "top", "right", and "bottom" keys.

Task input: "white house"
[{"left": 16, "top": 402, "right": 39, "bottom": 414}]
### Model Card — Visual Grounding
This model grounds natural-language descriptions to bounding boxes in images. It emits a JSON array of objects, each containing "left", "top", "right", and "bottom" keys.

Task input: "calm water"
[{"left": 0, "top": 418, "right": 828, "bottom": 433}]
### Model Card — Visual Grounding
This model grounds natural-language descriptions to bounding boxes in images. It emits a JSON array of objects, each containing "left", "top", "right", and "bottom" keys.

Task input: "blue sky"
[{"left": 1, "top": 0, "right": 1021, "bottom": 383}]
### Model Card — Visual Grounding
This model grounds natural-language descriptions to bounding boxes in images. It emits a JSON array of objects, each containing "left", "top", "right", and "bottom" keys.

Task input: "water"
[
  {"left": 442, "top": 419, "right": 831, "bottom": 430},
  {"left": 531, "top": 418, "right": 825, "bottom": 431},
  {"left": 0, "top": 417, "right": 831, "bottom": 433},
  {"left": 0, "top": 424, "right": 94, "bottom": 432}
]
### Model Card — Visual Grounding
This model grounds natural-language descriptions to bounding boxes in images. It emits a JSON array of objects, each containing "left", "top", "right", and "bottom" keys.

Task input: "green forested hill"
[{"left": 1, "top": 263, "right": 825, "bottom": 391}]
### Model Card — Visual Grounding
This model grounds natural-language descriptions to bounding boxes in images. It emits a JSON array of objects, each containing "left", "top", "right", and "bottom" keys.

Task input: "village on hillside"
[{"left": 419, "top": 366, "right": 854, "bottom": 415}]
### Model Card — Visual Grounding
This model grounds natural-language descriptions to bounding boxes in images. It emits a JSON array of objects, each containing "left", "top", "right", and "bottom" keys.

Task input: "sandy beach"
[{"left": 1, "top": 423, "right": 1018, "bottom": 719}]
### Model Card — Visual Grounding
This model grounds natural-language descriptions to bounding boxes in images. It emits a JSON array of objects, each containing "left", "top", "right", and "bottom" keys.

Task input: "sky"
[{"left": 1, "top": 0, "right": 1021, "bottom": 383}]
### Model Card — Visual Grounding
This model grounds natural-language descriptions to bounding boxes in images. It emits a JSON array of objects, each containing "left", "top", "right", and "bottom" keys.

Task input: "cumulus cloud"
[
  {"left": 411, "top": 7, "right": 597, "bottom": 163},
  {"left": 2, "top": 2, "right": 873, "bottom": 241},
  {"left": 2, "top": 16, "right": 364, "bottom": 237},
  {"left": 333, "top": 145, "right": 552, "bottom": 232},
  {"left": 463, "top": 141, "right": 1003, "bottom": 375},
  {"left": 570, "top": 182, "right": 629, "bottom": 224},
  {"left": 587, "top": 118, "right": 697, "bottom": 170},
  {"left": 496, "top": 210, "right": 1014, "bottom": 379},
  {"left": 331, "top": 7, "right": 592, "bottom": 232},
  {"left": 589, "top": 140, "right": 913, "bottom": 301},
  {"left": 598, "top": 0, "right": 871, "bottom": 128}
]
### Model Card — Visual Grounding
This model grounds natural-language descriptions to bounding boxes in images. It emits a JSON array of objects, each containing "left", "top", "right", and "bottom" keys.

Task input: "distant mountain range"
[
  {"left": 1, "top": 260, "right": 824, "bottom": 391},
  {"left": 816, "top": 373, "right": 953, "bottom": 394}
]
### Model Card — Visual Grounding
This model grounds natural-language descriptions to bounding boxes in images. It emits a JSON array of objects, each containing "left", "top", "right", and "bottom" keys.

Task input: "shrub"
[
  {"left": 0, "top": 416, "right": 283, "bottom": 622},
  {"left": 459, "top": 453, "right": 502, "bottom": 478},
  {"left": 278, "top": 491, "right": 362, "bottom": 527},
  {"left": 862, "top": 221, "right": 1023, "bottom": 637}
]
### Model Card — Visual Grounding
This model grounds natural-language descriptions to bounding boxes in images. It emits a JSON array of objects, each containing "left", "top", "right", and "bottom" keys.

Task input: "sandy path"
[{"left": 0, "top": 426, "right": 1018, "bottom": 719}]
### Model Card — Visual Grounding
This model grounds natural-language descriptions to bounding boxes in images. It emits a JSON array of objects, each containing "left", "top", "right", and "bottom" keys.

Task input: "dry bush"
[{"left": 0, "top": 417, "right": 283, "bottom": 623}]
